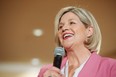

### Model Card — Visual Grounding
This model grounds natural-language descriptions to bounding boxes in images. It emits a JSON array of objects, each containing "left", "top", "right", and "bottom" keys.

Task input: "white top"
[{"left": 61, "top": 57, "right": 89, "bottom": 77}]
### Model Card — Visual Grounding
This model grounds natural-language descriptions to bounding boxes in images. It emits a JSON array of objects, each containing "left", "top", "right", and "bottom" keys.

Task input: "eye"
[
  {"left": 58, "top": 25, "right": 63, "bottom": 30},
  {"left": 70, "top": 21, "right": 76, "bottom": 25},
  {"left": 58, "top": 23, "right": 64, "bottom": 30}
]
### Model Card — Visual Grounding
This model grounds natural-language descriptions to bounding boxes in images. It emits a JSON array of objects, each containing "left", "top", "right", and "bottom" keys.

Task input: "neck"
[
  {"left": 66, "top": 44, "right": 91, "bottom": 67},
  {"left": 65, "top": 45, "right": 91, "bottom": 77},
  {"left": 64, "top": 44, "right": 91, "bottom": 77}
]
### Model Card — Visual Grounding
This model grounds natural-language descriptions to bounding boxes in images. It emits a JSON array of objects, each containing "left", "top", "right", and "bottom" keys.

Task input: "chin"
[{"left": 63, "top": 44, "right": 73, "bottom": 50}]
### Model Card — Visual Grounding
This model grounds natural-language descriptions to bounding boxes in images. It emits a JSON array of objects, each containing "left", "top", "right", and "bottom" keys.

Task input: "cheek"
[
  {"left": 57, "top": 32, "right": 62, "bottom": 41},
  {"left": 75, "top": 27, "right": 87, "bottom": 40}
]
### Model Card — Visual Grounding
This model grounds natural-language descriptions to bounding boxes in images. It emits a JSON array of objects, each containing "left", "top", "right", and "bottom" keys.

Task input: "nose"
[{"left": 62, "top": 25, "right": 69, "bottom": 32}]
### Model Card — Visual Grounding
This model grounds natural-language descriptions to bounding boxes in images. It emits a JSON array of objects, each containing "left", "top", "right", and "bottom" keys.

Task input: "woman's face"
[{"left": 57, "top": 12, "right": 91, "bottom": 49}]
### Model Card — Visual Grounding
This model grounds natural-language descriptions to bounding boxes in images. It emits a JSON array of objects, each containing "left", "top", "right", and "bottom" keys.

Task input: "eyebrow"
[
  {"left": 59, "top": 18, "right": 76, "bottom": 23},
  {"left": 61, "top": 19, "right": 76, "bottom": 23},
  {"left": 58, "top": 22, "right": 64, "bottom": 26},
  {"left": 68, "top": 19, "right": 77, "bottom": 22}
]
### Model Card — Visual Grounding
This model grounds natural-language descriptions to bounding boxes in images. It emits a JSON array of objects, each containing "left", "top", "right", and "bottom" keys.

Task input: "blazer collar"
[
  {"left": 78, "top": 52, "right": 101, "bottom": 77},
  {"left": 61, "top": 52, "right": 101, "bottom": 77}
]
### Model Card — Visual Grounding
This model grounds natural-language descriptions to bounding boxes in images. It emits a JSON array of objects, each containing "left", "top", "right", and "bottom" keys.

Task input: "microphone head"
[{"left": 54, "top": 47, "right": 65, "bottom": 57}]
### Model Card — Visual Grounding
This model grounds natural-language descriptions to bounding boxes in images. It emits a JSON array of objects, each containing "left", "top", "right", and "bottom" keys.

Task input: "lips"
[{"left": 62, "top": 33, "right": 74, "bottom": 40}]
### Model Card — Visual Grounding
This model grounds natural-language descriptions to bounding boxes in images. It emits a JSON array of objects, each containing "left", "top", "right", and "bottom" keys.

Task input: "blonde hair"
[{"left": 54, "top": 6, "right": 102, "bottom": 53}]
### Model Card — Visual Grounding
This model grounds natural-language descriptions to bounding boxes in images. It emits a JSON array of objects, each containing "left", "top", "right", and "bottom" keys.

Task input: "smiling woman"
[
  {"left": 55, "top": 7, "right": 101, "bottom": 53},
  {"left": 57, "top": 12, "right": 93, "bottom": 50},
  {"left": 38, "top": 6, "right": 116, "bottom": 77}
]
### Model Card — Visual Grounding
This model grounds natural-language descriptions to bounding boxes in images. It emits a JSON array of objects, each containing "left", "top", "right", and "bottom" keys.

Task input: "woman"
[{"left": 38, "top": 6, "right": 116, "bottom": 77}]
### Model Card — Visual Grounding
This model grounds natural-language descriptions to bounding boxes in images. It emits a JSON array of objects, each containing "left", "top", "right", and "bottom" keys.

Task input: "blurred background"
[{"left": 0, "top": 0, "right": 116, "bottom": 77}]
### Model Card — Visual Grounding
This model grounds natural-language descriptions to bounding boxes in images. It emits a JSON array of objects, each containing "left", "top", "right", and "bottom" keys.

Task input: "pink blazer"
[{"left": 38, "top": 52, "right": 116, "bottom": 77}]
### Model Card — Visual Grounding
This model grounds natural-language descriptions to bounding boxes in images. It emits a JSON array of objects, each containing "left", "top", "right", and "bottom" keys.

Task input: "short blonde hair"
[{"left": 54, "top": 6, "right": 102, "bottom": 53}]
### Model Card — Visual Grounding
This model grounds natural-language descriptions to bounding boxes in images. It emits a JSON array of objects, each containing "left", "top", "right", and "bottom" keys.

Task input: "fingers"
[
  {"left": 43, "top": 66, "right": 63, "bottom": 77},
  {"left": 50, "top": 67, "right": 61, "bottom": 74}
]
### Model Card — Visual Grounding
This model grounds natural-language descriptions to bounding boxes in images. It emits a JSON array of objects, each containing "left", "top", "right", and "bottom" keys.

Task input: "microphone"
[{"left": 53, "top": 47, "right": 65, "bottom": 69}]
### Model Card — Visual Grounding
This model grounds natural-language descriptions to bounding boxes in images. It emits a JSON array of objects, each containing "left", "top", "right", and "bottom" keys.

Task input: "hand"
[{"left": 43, "top": 66, "right": 64, "bottom": 77}]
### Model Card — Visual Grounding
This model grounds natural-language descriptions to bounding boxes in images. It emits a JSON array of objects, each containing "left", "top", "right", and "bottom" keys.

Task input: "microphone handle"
[{"left": 53, "top": 55, "right": 62, "bottom": 69}]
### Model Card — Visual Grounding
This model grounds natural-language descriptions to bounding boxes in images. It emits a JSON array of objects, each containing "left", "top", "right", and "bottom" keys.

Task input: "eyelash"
[
  {"left": 58, "top": 25, "right": 63, "bottom": 30},
  {"left": 70, "top": 21, "right": 76, "bottom": 24},
  {"left": 58, "top": 21, "right": 76, "bottom": 30}
]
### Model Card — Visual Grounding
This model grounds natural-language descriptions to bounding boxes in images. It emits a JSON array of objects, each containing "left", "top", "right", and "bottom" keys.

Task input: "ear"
[{"left": 86, "top": 26, "right": 93, "bottom": 37}]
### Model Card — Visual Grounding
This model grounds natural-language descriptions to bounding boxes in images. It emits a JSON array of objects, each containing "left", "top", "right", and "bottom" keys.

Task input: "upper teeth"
[{"left": 63, "top": 34, "right": 73, "bottom": 38}]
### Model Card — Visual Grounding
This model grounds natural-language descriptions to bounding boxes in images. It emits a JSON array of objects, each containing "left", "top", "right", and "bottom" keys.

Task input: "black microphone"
[{"left": 53, "top": 47, "right": 65, "bottom": 69}]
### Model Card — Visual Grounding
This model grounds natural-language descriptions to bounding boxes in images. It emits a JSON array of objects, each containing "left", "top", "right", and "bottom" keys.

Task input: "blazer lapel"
[
  {"left": 78, "top": 52, "right": 101, "bottom": 77},
  {"left": 61, "top": 57, "right": 67, "bottom": 69}
]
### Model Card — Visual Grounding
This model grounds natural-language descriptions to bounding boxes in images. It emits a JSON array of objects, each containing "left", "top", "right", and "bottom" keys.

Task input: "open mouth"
[{"left": 63, "top": 33, "right": 74, "bottom": 40}]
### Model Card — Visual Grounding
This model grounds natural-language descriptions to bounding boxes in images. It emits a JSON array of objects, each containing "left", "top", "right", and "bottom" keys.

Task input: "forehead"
[{"left": 60, "top": 12, "right": 79, "bottom": 22}]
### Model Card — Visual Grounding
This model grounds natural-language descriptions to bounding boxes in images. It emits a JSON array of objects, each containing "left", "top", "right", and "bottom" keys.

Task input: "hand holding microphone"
[{"left": 43, "top": 47, "right": 65, "bottom": 77}]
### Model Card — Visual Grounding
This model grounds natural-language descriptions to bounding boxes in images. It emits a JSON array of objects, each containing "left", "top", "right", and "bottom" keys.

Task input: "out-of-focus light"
[
  {"left": 33, "top": 29, "right": 43, "bottom": 37},
  {"left": 31, "top": 58, "right": 40, "bottom": 66}
]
